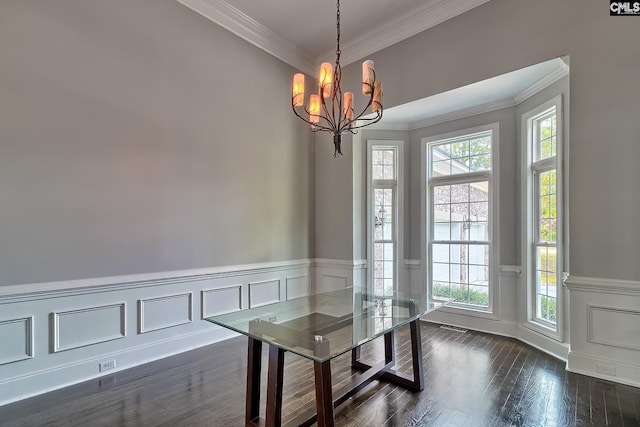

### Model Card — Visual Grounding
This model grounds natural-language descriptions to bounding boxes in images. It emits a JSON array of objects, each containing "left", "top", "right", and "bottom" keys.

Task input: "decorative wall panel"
[
  {"left": 139, "top": 293, "right": 192, "bottom": 333},
  {"left": 248, "top": 280, "right": 280, "bottom": 308},
  {"left": 53, "top": 304, "right": 125, "bottom": 352},
  {"left": 0, "top": 317, "right": 33, "bottom": 364},
  {"left": 285, "top": 275, "right": 310, "bottom": 300},
  {"left": 588, "top": 305, "right": 640, "bottom": 351},
  {"left": 201, "top": 285, "right": 242, "bottom": 318}
]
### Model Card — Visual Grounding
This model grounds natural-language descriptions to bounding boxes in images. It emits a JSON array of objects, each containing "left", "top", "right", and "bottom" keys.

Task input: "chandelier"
[{"left": 291, "top": 0, "right": 383, "bottom": 157}]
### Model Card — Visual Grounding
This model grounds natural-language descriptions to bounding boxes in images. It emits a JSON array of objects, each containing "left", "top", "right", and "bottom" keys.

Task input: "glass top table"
[
  {"left": 206, "top": 286, "right": 443, "bottom": 362},
  {"left": 205, "top": 287, "right": 445, "bottom": 427}
]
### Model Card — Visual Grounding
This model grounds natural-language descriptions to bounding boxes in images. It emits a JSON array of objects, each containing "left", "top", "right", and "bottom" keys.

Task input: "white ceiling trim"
[
  {"left": 372, "top": 62, "right": 569, "bottom": 131},
  {"left": 177, "top": 0, "right": 490, "bottom": 74},
  {"left": 176, "top": 0, "right": 316, "bottom": 75},
  {"left": 408, "top": 98, "right": 515, "bottom": 130},
  {"left": 513, "top": 62, "right": 570, "bottom": 104},
  {"left": 317, "top": 0, "right": 492, "bottom": 66}
]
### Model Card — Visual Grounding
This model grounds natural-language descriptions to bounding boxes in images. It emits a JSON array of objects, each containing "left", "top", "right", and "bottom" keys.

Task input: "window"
[
  {"left": 522, "top": 96, "right": 563, "bottom": 335},
  {"left": 425, "top": 124, "right": 498, "bottom": 312},
  {"left": 367, "top": 141, "right": 403, "bottom": 309}
]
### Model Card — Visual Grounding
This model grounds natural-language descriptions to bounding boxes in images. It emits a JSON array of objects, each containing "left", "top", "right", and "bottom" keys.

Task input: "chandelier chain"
[{"left": 336, "top": 0, "right": 341, "bottom": 58}]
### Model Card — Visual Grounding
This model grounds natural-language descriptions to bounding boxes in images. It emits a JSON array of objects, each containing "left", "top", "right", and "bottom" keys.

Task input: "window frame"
[
  {"left": 521, "top": 95, "right": 564, "bottom": 340},
  {"left": 367, "top": 140, "right": 404, "bottom": 297},
  {"left": 422, "top": 123, "right": 500, "bottom": 318}
]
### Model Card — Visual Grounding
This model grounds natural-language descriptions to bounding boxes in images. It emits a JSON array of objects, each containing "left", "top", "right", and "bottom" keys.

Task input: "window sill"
[
  {"left": 522, "top": 319, "right": 560, "bottom": 342},
  {"left": 437, "top": 303, "right": 498, "bottom": 321}
]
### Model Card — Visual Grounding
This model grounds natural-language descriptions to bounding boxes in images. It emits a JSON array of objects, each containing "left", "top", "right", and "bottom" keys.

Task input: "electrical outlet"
[
  {"left": 596, "top": 364, "right": 616, "bottom": 376},
  {"left": 99, "top": 359, "right": 116, "bottom": 372}
]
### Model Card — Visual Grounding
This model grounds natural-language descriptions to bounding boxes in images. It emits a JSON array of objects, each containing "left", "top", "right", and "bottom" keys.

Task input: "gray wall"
[
  {"left": 330, "top": 0, "right": 640, "bottom": 281},
  {"left": 0, "top": 0, "right": 315, "bottom": 286}
]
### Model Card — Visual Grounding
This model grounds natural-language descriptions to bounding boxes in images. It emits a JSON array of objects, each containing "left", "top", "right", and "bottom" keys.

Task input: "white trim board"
[{"left": 0, "top": 259, "right": 313, "bottom": 303}]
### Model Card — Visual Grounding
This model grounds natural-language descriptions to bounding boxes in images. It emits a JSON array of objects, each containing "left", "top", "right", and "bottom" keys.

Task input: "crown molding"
[
  {"left": 176, "top": 0, "right": 316, "bottom": 75},
  {"left": 513, "top": 62, "right": 569, "bottom": 104},
  {"left": 317, "top": 0, "right": 492, "bottom": 66},
  {"left": 409, "top": 98, "right": 515, "bottom": 130},
  {"left": 177, "top": 0, "right": 490, "bottom": 73}
]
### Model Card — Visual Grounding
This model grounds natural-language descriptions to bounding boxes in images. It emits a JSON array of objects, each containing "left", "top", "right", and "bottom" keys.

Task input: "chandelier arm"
[
  {"left": 318, "top": 89, "right": 338, "bottom": 130},
  {"left": 347, "top": 111, "right": 383, "bottom": 131},
  {"left": 291, "top": 100, "right": 337, "bottom": 133}
]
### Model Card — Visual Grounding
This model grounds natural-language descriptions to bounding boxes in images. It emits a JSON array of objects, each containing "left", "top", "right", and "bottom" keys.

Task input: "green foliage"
[
  {"left": 540, "top": 295, "right": 557, "bottom": 323},
  {"left": 433, "top": 282, "right": 488, "bottom": 306},
  {"left": 538, "top": 248, "right": 557, "bottom": 285},
  {"left": 539, "top": 169, "right": 557, "bottom": 242}
]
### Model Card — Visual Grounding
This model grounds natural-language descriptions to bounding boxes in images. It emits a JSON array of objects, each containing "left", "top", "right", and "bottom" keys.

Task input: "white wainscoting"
[
  {"left": 0, "top": 316, "right": 33, "bottom": 365},
  {"left": 0, "top": 259, "right": 312, "bottom": 406},
  {"left": 565, "top": 275, "right": 640, "bottom": 388},
  {"left": 53, "top": 303, "right": 126, "bottom": 352},
  {"left": 201, "top": 285, "right": 242, "bottom": 318},
  {"left": 248, "top": 280, "right": 281, "bottom": 308},
  {"left": 138, "top": 293, "right": 192, "bottom": 334},
  {"left": 314, "top": 259, "right": 365, "bottom": 293}
]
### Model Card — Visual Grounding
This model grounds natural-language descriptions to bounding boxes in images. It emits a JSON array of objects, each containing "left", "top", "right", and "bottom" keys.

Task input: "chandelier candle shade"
[{"left": 291, "top": 0, "right": 383, "bottom": 157}]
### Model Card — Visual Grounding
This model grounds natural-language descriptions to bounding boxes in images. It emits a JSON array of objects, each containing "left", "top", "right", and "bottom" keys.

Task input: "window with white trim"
[
  {"left": 426, "top": 125, "right": 497, "bottom": 311},
  {"left": 367, "top": 141, "right": 404, "bottom": 320},
  {"left": 523, "top": 97, "right": 563, "bottom": 333}
]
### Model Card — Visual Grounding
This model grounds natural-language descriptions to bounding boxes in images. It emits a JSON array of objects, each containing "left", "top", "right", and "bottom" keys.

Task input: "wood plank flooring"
[{"left": 1, "top": 322, "right": 639, "bottom": 426}]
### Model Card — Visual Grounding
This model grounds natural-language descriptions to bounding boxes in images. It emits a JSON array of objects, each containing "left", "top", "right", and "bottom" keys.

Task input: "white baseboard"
[{"left": 568, "top": 351, "right": 640, "bottom": 388}]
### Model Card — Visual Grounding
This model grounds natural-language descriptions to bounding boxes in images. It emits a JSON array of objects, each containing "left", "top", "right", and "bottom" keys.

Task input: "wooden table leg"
[
  {"left": 314, "top": 359, "right": 335, "bottom": 427},
  {"left": 384, "top": 330, "right": 395, "bottom": 364},
  {"left": 246, "top": 337, "right": 262, "bottom": 426},
  {"left": 265, "top": 345, "right": 285, "bottom": 427},
  {"left": 409, "top": 319, "right": 424, "bottom": 391}
]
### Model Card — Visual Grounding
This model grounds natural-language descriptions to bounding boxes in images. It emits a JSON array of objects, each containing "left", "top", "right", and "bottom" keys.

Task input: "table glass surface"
[{"left": 205, "top": 287, "right": 444, "bottom": 362}]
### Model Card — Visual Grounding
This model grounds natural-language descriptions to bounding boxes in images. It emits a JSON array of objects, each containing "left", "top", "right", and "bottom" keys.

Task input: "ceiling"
[
  {"left": 374, "top": 57, "right": 569, "bottom": 130},
  {"left": 175, "top": 1, "right": 568, "bottom": 128},
  {"left": 176, "top": 0, "right": 492, "bottom": 75}
]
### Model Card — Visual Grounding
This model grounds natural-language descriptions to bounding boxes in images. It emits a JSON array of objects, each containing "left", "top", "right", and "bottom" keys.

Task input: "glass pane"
[
  {"left": 536, "top": 246, "right": 557, "bottom": 324},
  {"left": 433, "top": 185, "right": 451, "bottom": 203},
  {"left": 536, "top": 111, "right": 556, "bottom": 160},
  {"left": 372, "top": 149, "right": 395, "bottom": 179},
  {"left": 432, "top": 243, "right": 489, "bottom": 308},
  {"left": 374, "top": 188, "right": 393, "bottom": 241},
  {"left": 432, "top": 244, "right": 449, "bottom": 263},
  {"left": 374, "top": 239, "right": 394, "bottom": 296},
  {"left": 430, "top": 133, "right": 492, "bottom": 177},
  {"left": 451, "top": 184, "right": 469, "bottom": 203},
  {"left": 537, "top": 170, "right": 557, "bottom": 242}
]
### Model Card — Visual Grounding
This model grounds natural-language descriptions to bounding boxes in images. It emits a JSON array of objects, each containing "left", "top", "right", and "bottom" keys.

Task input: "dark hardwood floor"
[{"left": 1, "top": 322, "right": 639, "bottom": 426}]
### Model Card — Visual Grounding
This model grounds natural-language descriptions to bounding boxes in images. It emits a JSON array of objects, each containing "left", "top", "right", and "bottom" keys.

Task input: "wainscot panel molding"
[
  {"left": 0, "top": 316, "right": 34, "bottom": 365},
  {"left": 564, "top": 275, "right": 640, "bottom": 294},
  {"left": 313, "top": 258, "right": 365, "bottom": 293},
  {"left": 565, "top": 275, "right": 640, "bottom": 388},
  {"left": 53, "top": 303, "right": 126, "bottom": 352},
  {"left": 0, "top": 259, "right": 313, "bottom": 303},
  {"left": 285, "top": 275, "right": 311, "bottom": 300},
  {"left": 587, "top": 305, "right": 640, "bottom": 351},
  {"left": 248, "top": 279, "right": 281, "bottom": 308},
  {"left": 138, "top": 294, "right": 193, "bottom": 334},
  {"left": 0, "top": 259, "right": 313, "bottom": 406},
  {"left": 201, "top": 285, "right": 242, "bottom": 318}
]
